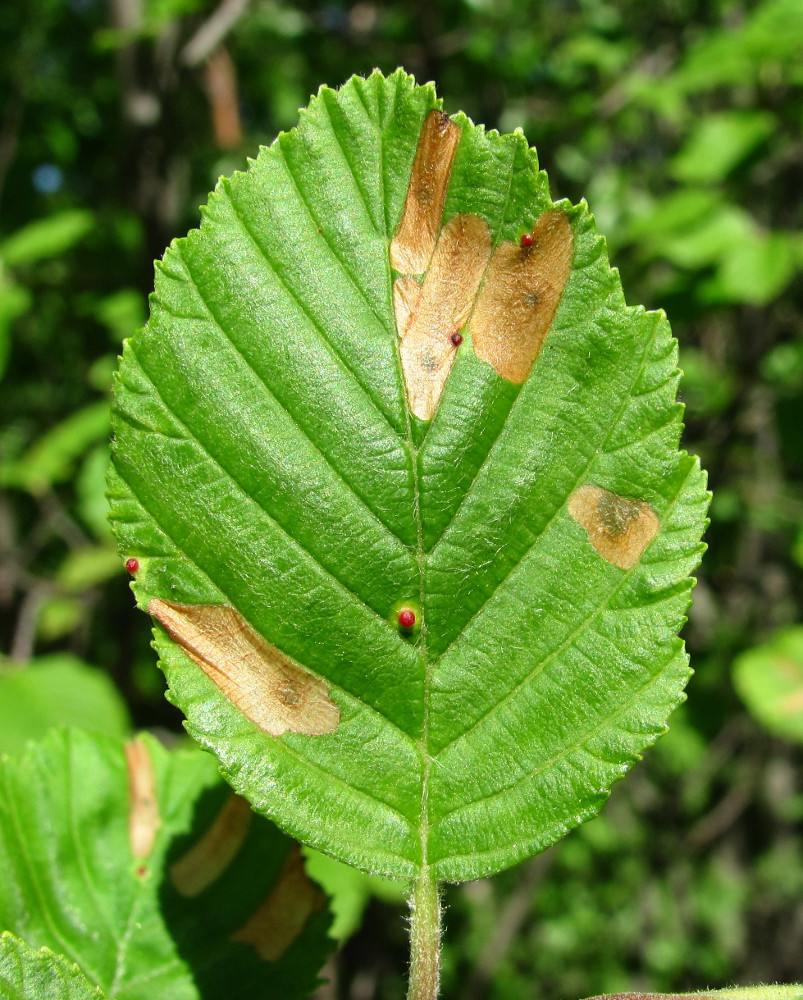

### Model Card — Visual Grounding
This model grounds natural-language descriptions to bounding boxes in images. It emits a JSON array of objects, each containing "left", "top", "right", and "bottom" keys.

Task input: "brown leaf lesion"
[
  {"left": 170, "top": 793, "right": 253, "bottom": 897},
  {"left": 126, "top": 737, "right": 161, "bottom": 860},
  {"left": 148, "top": 599, "right": 340, "bottom": 737},
  {"left": 229, "top": 843, "right": 324, "bottom": 961},
  {"left": 390, "top": 110, "right": 461, "bottom": 276},
  {"left": 398, "top": 213, "right": 491, "bottom": 420},
  {"left": 391, "top": 113, "right": 574, "bottom": 420},
  {"left": 568, "top": 485, "right": 659, "bottom": 570},
  {"left": 471, "top": 210, "right": 573, "bottom": 383}
]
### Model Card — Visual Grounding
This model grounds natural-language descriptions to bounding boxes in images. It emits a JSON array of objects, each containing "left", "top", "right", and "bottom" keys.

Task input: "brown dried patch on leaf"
[
  {"left": 568, "top": 485, "right": 659, "bottom": 570},
  {"left": 471, "top": 210, "right": 573, "bottom": 383},
  {"left": 170, "top": 793, "right": 253, "bottom": 897},
  {"left": 230, "top": 844, "right": 324, "bottom": 961},
  {"left": 390, "top": 109, "right": 461, "bottom": 275},
  {"left": 148, "top": 599, "right": 340, "bottom": 737},
  {"left": 393, "top": 274, "right": 422, "bottom": 338},
  {"left": 126, "top": 737, "right": 161, "bottom": 859},
  {"left": 399, "top": 213, "right": 491, "bottom": 420}
]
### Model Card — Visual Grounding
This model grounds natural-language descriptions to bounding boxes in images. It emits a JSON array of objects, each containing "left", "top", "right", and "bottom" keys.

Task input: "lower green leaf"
[
  {"left": 0, "top": 933, "right": 106, "bottom": 1000},
  {"left": 0, "top": 729, "right": 332, "bottom": 1000}
]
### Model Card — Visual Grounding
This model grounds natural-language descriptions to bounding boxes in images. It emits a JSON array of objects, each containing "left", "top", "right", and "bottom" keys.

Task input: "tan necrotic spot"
[
  {"left": 398, "top": 212, "right": 491, "bottom": 420},
  {"left": 126, "top": 737, "right": 161, "bottom": 860},
  {"left": 393, "top": 274, "right": 422, "bottom": 338},
  {"left": 170, "top": 793, "right": 253, "bottom": 897},
  {"left": 230, "top": 844, "right": 324, "bottom": 961},
  {"left": 148, "top": 599, "right": 340, "bottom": 737},
  {"left": 568, "top": 485, "right": 659, "bottom": 570},
  {"left": 471, "top": 209, "right": 573, "bottom": 383},
  {"left": 390, "top": 109, "right": 461, "bottom": 275}
]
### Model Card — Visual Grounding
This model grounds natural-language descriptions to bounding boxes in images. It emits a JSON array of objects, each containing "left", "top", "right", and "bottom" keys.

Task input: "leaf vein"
[
  {"left": 274, "top": 141, "right": 392, "bottom": 334},
  {"left": 420, "top": 140, "right": 525, "bottom": 529},
  {"left": 164, "top": 246, "right": 412, "bottom": 551},
  {"left": 0, "top": 769, "right": 94, "bottom": 980},
  {"left": 433, "top": 463, "right": 692, "bottom": 763},
  {"left": 269, "top": 736, "right": 417, "bottom": 834},
  {"left": 113, "top": 461, "right": 422, "bottom": 753},
  {"left": 435, "top": 309, "right": 667, "bottom": 656},
  {"left": 319, "top": 88, "right": 382, "bottom": 233},
  {"left": 213, "top": 184, "right": 398, "bottom": 436},
  {"left": 123, "top": 352, "right": 395, "bottom": 626},
  {"left": 603, "top": 411, "right": 681, "bottom": 455},
  {"left": 433, "top": 621, "right": 686, "bottom": 830}
]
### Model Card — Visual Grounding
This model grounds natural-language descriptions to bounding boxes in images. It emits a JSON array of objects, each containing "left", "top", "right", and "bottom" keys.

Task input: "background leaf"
[
  {"left": 0, "top": 655, "right": 131, "bottom": 755},
  {"left": 733, "top": 627, "right": 803, "bottom": 743},
  {"left": 109, "top": 69, "right": 708, "bottom": 885},
  {"left": 670, "top": 111, "right": 775, "bottom": 184},
  {"left": 1, "top": 401, "right": 110, "bottom": 496},
  {"left": 0, "top": 210, "right": 94, "bottom": 268},
  {"left": 0, "top": 933, "right": 106, "bottom": 1000},
  {"left": 0, "top": 729, "right": 332, "bottom": 999}
]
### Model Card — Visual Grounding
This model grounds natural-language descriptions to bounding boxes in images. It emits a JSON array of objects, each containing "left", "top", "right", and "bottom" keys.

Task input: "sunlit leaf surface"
[{"left": 109, "top": 70, "right": 708, "bottom": 882}]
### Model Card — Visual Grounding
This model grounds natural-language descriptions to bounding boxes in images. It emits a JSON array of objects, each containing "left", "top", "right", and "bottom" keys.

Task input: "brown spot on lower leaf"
[
  {"left": 568, "top": 485, "right": 659, "bottom": 570},
  {"left": 471, "top": 210, "right": 573, "bottom": 383},
  {"left": 148, "top": 599, "right": 340, "bottom": 736},
  {"left": 126, "top": 737, "right": 161, "bottom": 860},
  {"left": 399, "top": 213, "right": 491, "bottom": 420},
  {"left": 390, "top": 110, "right": 461, "bottom": 275},
  {"left": 170, "top": 793, "right": 253, "bottom": 897},
  {"left": 230, "top": 844, "right": 324, "bottom": 961}
]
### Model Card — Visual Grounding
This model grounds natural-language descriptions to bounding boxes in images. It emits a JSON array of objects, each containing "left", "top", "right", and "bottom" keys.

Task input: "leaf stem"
[{"left": 407, "top": 868, "right": 442, "bottom": 1000}]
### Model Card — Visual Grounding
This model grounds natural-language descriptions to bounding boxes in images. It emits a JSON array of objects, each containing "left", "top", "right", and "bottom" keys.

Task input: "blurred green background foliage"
[{"left": 1, "top": 0, "right": 802, "bottom": 997}]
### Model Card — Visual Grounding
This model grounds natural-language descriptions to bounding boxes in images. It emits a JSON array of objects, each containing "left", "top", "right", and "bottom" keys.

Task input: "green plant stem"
[{"left": 407, "top": 868, "right": 442, "bottom": 1000}]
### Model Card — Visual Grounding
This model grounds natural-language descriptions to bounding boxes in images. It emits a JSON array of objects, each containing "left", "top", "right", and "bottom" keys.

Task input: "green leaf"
[
  {"left": 0, "top": 656, "right": 131, "bottom": 755},
  {"left": 35, "top": 598, "right": 87, "bottom": 643},
  {"left": 671, "top": 111, "right": 775, "bottom": 184},
  {"left": 91, "top": 290, "right": 147, "bottom": 344},
  {"left": 76, "top": 445, "right": 114, "bottom": 540},
  {"left": 0, "top": 210, "right": 94, "bottom": 268},
  {"left": 733, "top": 627, "right": 803, "bottom": 744},
  {"left": 56, "top": 545, "right": 121, "bottom": 591},
  {"left": 109, "top": 70, "right": 708, "bottom": 883},
  {"left": 304, "top": 848, "right": 405, "bottom": 942},
  {"left": 0, "top": 729, "right": 332, "bottom": 999},
  {"left": 706, "top": 231, "right": 797, "bottom": 306},
  {"left": 0, "top": 933, "right": 106, "bottom": 1000},
  {"left": 2, "top": 401, "right": 110, "bottom": 495},
  {"left": 650, "top": 204, "right": 756, "bottom": 271}
]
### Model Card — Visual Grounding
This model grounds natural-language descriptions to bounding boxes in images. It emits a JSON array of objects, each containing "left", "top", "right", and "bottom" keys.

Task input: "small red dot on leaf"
[
  {"left": 450, "top": 332, "right": 463, "bottom": 346},
  {"left": 398, "top": 609, "right": 416, "bottom": 628},
  {"left": 126, "top": 558, "right": 139, "bottom": 575},
  {"left": 520, "top": 233, "right": 534, "bottom": 248},
  {"left": 136, "top": 865, "right": 147, "bottom": 877}
]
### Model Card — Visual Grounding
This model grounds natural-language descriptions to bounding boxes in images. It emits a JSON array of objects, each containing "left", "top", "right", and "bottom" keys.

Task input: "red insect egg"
[
  {"left": 520, "top": 232, "right": 534, "bottom": 248},
  {"left": 398, "top": 608, "right": 416, "bottom": 629},
  {"left": 125, "top": 558, "right": 140, "bottom": 575},
  {"left": 450, "top": 332, "right": 463, "bottom": 346}
]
